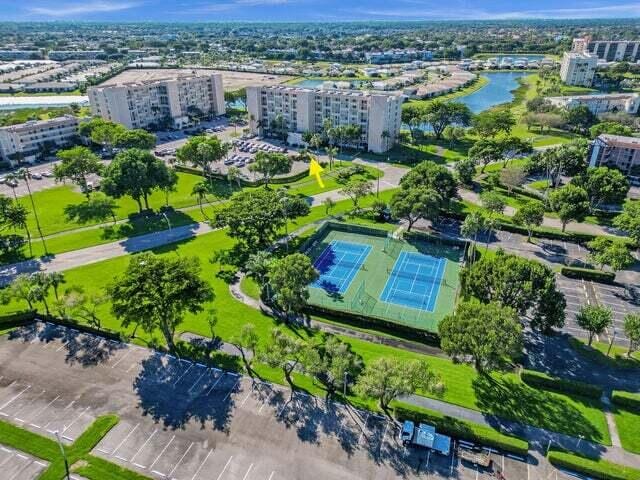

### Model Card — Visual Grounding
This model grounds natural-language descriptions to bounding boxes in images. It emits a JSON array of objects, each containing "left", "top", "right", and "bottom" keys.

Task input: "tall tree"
[
  {"left": 571, "top": 167, "right": 630, "bottom": 210},
  {"left": 354, "top": 357, "right": 441, "bottom": 415},
  {"left": 587, "top": 237, "right": 634, "bottom": 272},
  {"left": 267, "top": 253, "right": 318, "bottom": 318},
  {"left": 176, "top": 136, "right": 230, "bottom": 183},
  {"left": 613, "top": 202, "right": 640, "bottom": 250},
  {"left": 340, "top": 179, "right": 372, "bottom": 212},
  {"left": 576, "top": 305, "right": 612, "bottom": 346},
  {"left": 499, "top": 166, "right": 526, "bottom": 194},
  {"left": 248, "top": 152, "right": 293, "bottom": 188},
  {"left": 54, "top": 146, "right": 103, "bottom": 198},
  {"left": 191, "top": 181, "right": 210, "bottom": 219},
  {"left": 230, "top": 323, "right": 260, "bottom": 377},
  {"left": 109, "top": 253, "right": 213, "bottom": 351},
  {"left": 461, "top": 211, "right": 486, "bottom": 262},
  {"left": 307, "top": 335, "right": 363, "bottom": 398},
  {"left": 16, "top": 168, "right": 47, "bottom": 254},
  {"left": 472, "top": 109, "right": 516, "bottom": 138},
  {"left": 548, "top": 185, "right": 590, "bottom": 232},
  {"left": 399, "top": 161, "right": 457, "bottom": 201},
  {"left": 468, "top": 138, "right": 505, "bottom": 173},
  {"left": 455, "top": 158, "right": 476, "bottom": 186},
  {"left": 513, "top": 201, "right": 545, "bottom": 242},
  {"left": 390, "top": 187, "right": 442, "bottom": 231},
  {"left": 423, "top": 100, "right": 472, "bottom": 140},
  {"left": 115, "top": 129, "right": 157, "bottom": 150},
  {"left": 623, "top": 313, "right": 640, "bottom": 357},
  {"left": 0, "top": 198, "right": 31, "bottom": 256},
  {"left": 101, "top": 148, "right": 173, "bottom": 212},
  {"left": 439, "top": 299, "right": 523, "bottom": 372}
]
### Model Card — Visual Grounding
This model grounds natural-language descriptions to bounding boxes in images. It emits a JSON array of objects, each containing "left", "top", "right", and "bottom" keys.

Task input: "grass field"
[
  {"left": 614, "top": 406, "right": 640, "bottom": 453},
  {"left": 305, "top": 225, "right": 461, "bottom": 332}
]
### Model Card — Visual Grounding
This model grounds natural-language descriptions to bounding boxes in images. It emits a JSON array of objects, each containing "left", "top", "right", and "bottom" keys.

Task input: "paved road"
[{"left": 0, "top": 159, "right": 406, "bottom": 286}]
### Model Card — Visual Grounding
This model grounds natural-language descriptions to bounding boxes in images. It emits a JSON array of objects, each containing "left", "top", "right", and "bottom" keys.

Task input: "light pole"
[
  {"left": 161, "top": 211, "right": 172, "bottom": 232},
  {"left": 55, "top": 431, "right": 70, "bottom": 480}
]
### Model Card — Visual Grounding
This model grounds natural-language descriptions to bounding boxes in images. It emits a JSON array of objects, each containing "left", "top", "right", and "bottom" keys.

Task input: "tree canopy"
[
  {"left": 248, "top": 152, "right": 293, "bottom": 187},
  {"left": 548, "top": 184, "right": 590, "bottom": 232},
  {"left": 390, "top": 187, "right": 442, "bottom": 231},
  {"left": 54, "top": 146, "right": 103, "bottom": 197},
  {"left": 268, "top": 253, "right": 318, "bottom": 317},
  {"left": 571, "top": 167, "right": 630, "bottom": 210},
  {"left": 399, "top": 160, "right": 457, "bottom": 201}
]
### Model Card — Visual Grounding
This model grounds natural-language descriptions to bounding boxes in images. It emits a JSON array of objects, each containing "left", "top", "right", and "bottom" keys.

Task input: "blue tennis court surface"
[
  {"left": 380, "top": 251, "right": 445, "bottom": 312},
  {"left": 312, "top": 240, "right": 371, "bottom": 294}
]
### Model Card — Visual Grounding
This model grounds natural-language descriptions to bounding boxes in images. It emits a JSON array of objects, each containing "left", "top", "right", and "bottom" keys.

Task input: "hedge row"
[
  {"left": 174, "top": 163, "right": 310, "bottom": 187},
  {"left": 393, "top": 403, "right": 529, "bottom": 456},
  {"left": 520, "top": 369, "right": 604, "bottom": 399},
  {"left": 0, "top": 310, "right": 37, "bottom": 330},
  {"left": 612, "top": 391, "right": 640, "bottom": 412},
  {"left": 561, "top": 266, "right": 616, "bottom": 284},
  {"left": 548, "top": 448, "right": 640, "bottom": 480}
]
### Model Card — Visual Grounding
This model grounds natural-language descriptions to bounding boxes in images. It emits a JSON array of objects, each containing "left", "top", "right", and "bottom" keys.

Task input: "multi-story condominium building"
[
  {"left": 0, "top": 115, "right": 79, "bottom": 166},
  {"left": 48, "top": 50, "right": 105, "bottom": 61},
  {"left": 246, "top": 85, "right": 402, "bottom": 153},
  {"left": 572, "top": 37, "right": 640, "bottom": 62},
  {"left": 547, "top": 93, "right": 640, "bottom": 115},
  {"left": 88, "top": 73, "right": 225, "bottom": 130},
  {"left": 0, "top": 50, "right": 43, "bottom": 61},
  {"left": 560, "top": 52, "right": 598, "bottom": 87},
  {"left": 589, "top": 134, "right": 640, "bottom": 185}
]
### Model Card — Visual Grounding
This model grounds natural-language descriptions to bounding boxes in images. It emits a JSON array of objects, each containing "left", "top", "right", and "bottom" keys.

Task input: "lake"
[{"left": 458, "top": 71, "right": 529, "bottom": 114}]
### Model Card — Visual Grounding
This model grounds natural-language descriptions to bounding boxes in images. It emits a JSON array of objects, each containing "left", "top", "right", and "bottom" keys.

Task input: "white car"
[
  {"left": 41, "top": 170, "right": 53, "bottom": 178},
  {"left": 30, "top": 172, "right": 43, "bottom": 180}
]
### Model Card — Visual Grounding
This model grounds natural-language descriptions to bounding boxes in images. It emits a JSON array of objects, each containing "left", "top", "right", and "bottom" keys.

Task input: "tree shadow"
[
  {"left": 8, "top": 322, "right": 124, "bottom": 366},
  {"left": 132, "top": 353, "right": 236, "bottom": 433},
  {"left": 472, "top": 373, "right": 605, "bottom": 444}
]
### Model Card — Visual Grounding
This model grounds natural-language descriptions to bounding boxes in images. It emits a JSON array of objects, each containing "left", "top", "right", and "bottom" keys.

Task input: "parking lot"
[
  {"left": 0, "top": 321, "right": 544, "bottom": 480},
  {"left": 556, "top": 276, "right": 640, "bottom": 346},
  {"left": 0, "top": 445, "right": 49, "bottom": 480}
]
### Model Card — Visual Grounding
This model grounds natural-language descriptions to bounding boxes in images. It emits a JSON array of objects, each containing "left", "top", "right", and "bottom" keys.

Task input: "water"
[
  {"left": 458, "top": 71, "right": 529, "bottom": 114},
  {"left": 0, "top": 95, "right": 89, "bottom": 111},
  {"left": 292, "top": 79, "right": 366, "bottom": 89}
]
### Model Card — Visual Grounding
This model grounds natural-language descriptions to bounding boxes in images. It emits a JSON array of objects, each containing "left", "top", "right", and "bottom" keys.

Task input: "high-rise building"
[
  {"left": 589, "top": 134, "right": 640, "bottom": 185},
  {"left": 246, "top": 85, "right": 402, "bottom": 153},
  {"left": 572, "top": 37, "right": 640, "bottom": 62},
  {"left": 88, "top": 73, "right": 225, "bottom": 130},
  {"left": 559, "top": 52, "right": 598, "bottom": 87},
  {"left": 0, "top": 116, "right": 79, "bottom": 166}
]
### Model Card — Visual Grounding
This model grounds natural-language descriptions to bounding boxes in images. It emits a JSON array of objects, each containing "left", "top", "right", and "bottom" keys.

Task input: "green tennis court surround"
[{"left": 303, "top": 222, "right": 464, "bottom": 333}]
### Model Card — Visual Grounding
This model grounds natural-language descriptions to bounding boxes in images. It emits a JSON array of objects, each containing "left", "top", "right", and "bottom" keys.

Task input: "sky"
[{"left": 1, "top": 0, "right": 640, "bottom": 22}]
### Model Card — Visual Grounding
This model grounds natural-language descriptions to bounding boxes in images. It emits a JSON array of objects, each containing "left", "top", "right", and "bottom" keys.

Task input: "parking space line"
[
  {"left": 188, "top": 368, "right": 209, "bottom": 393},
  {"left": 222, "top": 378, "right": 240, "bottom": 401},
  {"left": 55, "top": 340, "right": 69, "bottom": 352},
  {"left": 242, "top": 463, "right": 254, "bottom": 480},
  {"left": 14, "top": 389, "right": 46, "bottom": 422},
  {"left": 129, "top": 429, "right": 158, "bottom": 467},
  {"left": 216, "top": 456, "right": 233, "bottom": 480},
  {"left": 149, "top": 435, "right": 175, "bottom": 474},
  {"left": 267, "top": 471, "right": 275, "bottom": 480},
  {"left": 167, "top": 442, "right": 194, "bottom": 478},
  {"left": 240, "top": 390, "right": 252, "bottom": 407},
  {"left": 172, "top": 364, "right": 193, "bottom": 386},
  {"left": 45, "top": 400, "right": 75, "bottom": 431},
  {"left": 190, "top": 449, "right": 213, "bottom": 480},
  {"left": 29, "top": 395, "right": 60, "bottom": 428},
  {"left": 0, "top": 385, "right": 30, "bottom": 412},
  {"left": 111, "top": 423, "right": 140, "bottom": 458},
  {"left": 62, "top": 406, "right": 90, "bottom": 439},
  {"left": 0, "top": 451, "right": 14, "bottom": 467},
  {"left": 204, "top": 373, "right": 225, "bottom": 396},
  {"left": 111, "top": 349, "right": 133, "bottom": 369}
]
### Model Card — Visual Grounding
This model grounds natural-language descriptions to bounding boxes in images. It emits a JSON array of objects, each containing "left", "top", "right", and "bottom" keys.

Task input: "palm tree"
[
  {"left": 191, "top": 181, "right": 210, "bottom": 220},
  {"left": 327, "top": 147, "right": 338, "bottom": 171},
  {"left": 227, "top": 166, "right": 242, "bottom": 189},
  {"left": 17, "top": 168, "right": 48, "bottom": 255},
  {"left": 4, "top": 201, "right": 32, "bottom": 257},
  {"left": 4, "top": 172, "right": 19, "bottom": 201},
  {"left": 48, "top": 272, "right": 65, "bottom": 301}
]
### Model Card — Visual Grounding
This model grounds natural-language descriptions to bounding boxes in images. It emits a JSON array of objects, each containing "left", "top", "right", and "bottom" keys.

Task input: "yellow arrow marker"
[{"left": 309, "top": 158, "right": 325, "bottom": 188}]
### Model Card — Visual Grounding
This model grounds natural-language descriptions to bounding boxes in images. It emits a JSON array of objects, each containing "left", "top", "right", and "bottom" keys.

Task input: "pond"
[{"left": 457, "top": 71, "right": 529, "bottom": 114}]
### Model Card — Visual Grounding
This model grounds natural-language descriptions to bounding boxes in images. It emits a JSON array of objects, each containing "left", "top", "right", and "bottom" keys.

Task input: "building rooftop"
[
  {"left": 0, "top": 115, "right": 77, "bottom": 132},
  {"left": 598, "top": 134, "right": 640, "bottom": 149},
  {"left": 255, "top": 84, "right": 402, "bottom": 98}
]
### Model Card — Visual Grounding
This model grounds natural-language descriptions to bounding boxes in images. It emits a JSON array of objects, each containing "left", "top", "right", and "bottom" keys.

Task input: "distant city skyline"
[{"left": 1, "top": 0, "right": 640, "bottom": 22}]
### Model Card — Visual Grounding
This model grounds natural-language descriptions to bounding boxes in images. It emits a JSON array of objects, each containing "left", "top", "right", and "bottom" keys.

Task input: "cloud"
[
  {"left": 175, "top": 0, "right": 291, "bottom": 13},
  {"left": 28, "top": 1, "right": 140, "bottom": 17},
  {"left": 349, "top": 2, "right": 640, "bottom": 19}
]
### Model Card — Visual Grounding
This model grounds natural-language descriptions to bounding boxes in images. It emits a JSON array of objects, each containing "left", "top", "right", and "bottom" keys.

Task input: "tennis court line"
[
  {"left": 425, "top": 257, "right": 446, "bottom": 312},
  {"left": 380, "top": 251, "right": 409, "bottom": 303},
  {"left": 312, "top": 240, "right": 371, "bottom": 294},
  {"left": 337, "top": 244, "right": 372, "bottom": 293}
]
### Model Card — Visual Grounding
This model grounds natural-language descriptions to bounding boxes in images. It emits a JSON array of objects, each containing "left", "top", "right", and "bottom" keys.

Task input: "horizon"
[{"left": 1, "top": 0, "right": 640, "bottom": 22}]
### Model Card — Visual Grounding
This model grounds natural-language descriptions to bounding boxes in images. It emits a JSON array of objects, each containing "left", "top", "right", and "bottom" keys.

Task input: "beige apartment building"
[
  {"left": 0, "top": 115, "right": 79, "bottom": 166},
  {"left": 560, "top": 52, "right": 598, "bottom": 87},
  {"left": 88, "top": 73, "right": 225, "bottom": 130},
  {"left": 589, "top": 134, "right": 640, "bottom": 185},
  {"left": 246, "top": 85, "right": 402, "bottom": 153},
  {"left": 547, "top": 93, "right": 640, "bottom": 115}
]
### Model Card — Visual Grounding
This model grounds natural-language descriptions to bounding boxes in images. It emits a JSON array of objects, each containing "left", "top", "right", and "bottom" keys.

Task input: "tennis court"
[
  {"left": 312, "top": 240, "right": 372, "bottom": 294},
  {"left": 380, "top": 251, "right": 445, "bottom": 312},
  {"left": 303, "top": 222, "right": 464, "bottom": 333}
]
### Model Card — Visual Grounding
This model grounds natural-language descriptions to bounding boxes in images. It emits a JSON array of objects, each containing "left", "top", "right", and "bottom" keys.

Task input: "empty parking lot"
[{"left": 0, "top": 322, "right": 540, "bottom": 479}]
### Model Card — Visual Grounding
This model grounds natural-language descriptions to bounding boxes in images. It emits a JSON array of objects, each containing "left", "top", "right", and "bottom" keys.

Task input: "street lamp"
[
  {"left": 54, "top": 431, "right": 70, "bottom": 480},
  {"left": 161, "top": 211, "right": 172, "bottom": 232}
]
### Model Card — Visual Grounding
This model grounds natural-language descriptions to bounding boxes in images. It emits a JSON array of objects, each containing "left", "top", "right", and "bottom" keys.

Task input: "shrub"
[
  {"left": 548, "top": 448, "right": 640, "bottom": 480},
  {"left": 520, "top": 369, "right": 603, "bottom": 399},
  {"left": 561, "top": 266, "right": 616, "bottom": 284},
  {"left": 612, "top": 391, "right": 640, "bottom": 412},
  {"left": 393, "top": 403, "right": 529, "bottom": 456}
]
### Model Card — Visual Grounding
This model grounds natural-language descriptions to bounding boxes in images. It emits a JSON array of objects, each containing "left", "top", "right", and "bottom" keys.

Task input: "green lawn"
[
  {"left": 0, "top": 190, "right": 611, "bottom": 444},
  {"left": 614, "top": 407, "right": 640, "bottom": 454},
  {"left": 0, "top": 415, "right": 150, "bottom": 480}
]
